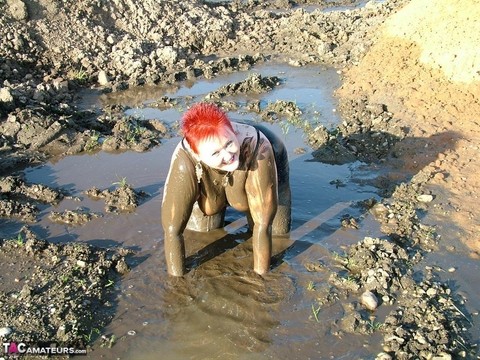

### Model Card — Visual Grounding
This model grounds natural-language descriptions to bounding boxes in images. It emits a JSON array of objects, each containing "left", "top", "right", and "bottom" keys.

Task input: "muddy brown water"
[{"left": 3, "top": 63, "right": 479, "bottom": 359}]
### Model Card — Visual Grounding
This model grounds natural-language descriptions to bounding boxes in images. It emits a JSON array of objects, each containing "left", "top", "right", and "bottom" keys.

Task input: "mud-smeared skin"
[{"left": 162, "top": 122, "right": 291, "bottom": 276}]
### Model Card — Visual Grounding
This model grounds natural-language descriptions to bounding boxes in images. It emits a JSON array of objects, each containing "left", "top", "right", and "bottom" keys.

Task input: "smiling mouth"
[{"left": 223, "top": 155, "right": 235, "bottom": 165}]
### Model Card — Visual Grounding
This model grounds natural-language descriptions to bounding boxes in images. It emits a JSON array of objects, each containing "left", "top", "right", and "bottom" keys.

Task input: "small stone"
[
  {"left": 376, "top": 352, "right": 392, "bottom": 360},
  {"left": 127, "top": 330, "right": 136, "bottom": 336},
  {"left": 0, "top": 87, "right": 14, "bottom": 103},
  {"left": 115, "top": 258, "right": 130, "bottom": 274},
  {"left": 417, "top": 194, "right": 434, "bottom": 203},
  {"left": 98, "top": 70, "right": 110, "bottom": 86},
  {"left": 0, "top": 327, "right": 12, "bottom": 336},
  {"left": 432, "top": 352, "right": 452, "bottom": 360},
  {"left": 52, "top": 78, "right": 69, "bottom": 91},
  {"left": 76, "top": 260, "right": 86, "bottom": 268},
  {"left": 18, "top": 285, "right": 32, "bottom": 299},
  {"left": 360, "top": 290, "right": 378, "bottom": 311},
  {"left": 56, "top": 325, "right": 66, "bottom": 338},
  {"left": 426, "top": 288, "right": 437, "bottom": 296},
  {"left": 448, "top": 267, "right": 456, "bottom": 273},
  {"left": 415, "top": 334, "right": 427, "bottom": 344},
  {"left": 7, "top": 0, "right": 29, "bottom": 21},
  {"left": 433, "top": 172, "right": 445, "bottom": 181}
]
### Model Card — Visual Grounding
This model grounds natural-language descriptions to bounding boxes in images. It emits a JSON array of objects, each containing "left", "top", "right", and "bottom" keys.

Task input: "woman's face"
[{"left": 196, "top": 127, "right": 240, "bottom": 172}]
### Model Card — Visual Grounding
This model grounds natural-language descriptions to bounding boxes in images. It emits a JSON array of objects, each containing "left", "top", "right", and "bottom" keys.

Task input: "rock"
[
  {"left": 18, "top": 284, "right": 33, "bottom": 299},
  {"left": 52, "top": 78, "right": 69, "bottom": 92},
  {"left": 360, "top": 290, "right": 378, "bottom": 310},
  {"left": 432, "top": 353, "right": 452, "bottom": 360},
  {"left": 156, "top": 46, "right": 178, "bottom": 66},
  {"left": 115, "top": 258, "right": 130, "bottom": 274},
  {"left": 98, "top": 70, "right": 110, "bottom": 86},
  {"left": 56, "top": 324, "right": 67, "bottom": 340},
  {"left": 376, "top": 352, "right": 392, "bottom": 360},
  {"left": 370, "top": 203, "right": 389, "bottom": 218},
  {"left": 317, "top": 41, "right": 333, "bottom": 56},
  {"left": 0, "top": 327, "right": 13, "bottom": 336},
  {"left": 0, "top": 87, "right": 14, "bottom": 103},
  {"left": 7, "top": 0, "right": 29, "bottom": 21},
  {"left": 147, "top": 120, "right": 167, "bottom": 133},
  {"left": 426, "top": 287, "right": 437, "bottom": 297},
  {"left": 417, "top": 194, "right": 434, "bottom": 203}
]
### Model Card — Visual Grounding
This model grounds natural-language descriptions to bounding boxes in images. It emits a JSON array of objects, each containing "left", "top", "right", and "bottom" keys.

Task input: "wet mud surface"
[{"left": 1, "top": 0, "right": 479, "bottom": 359}]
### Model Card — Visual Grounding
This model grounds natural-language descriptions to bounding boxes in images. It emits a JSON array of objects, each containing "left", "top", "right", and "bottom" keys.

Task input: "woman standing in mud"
[{"left": 161, "top": 102, "right": 291, "bottom": 276}]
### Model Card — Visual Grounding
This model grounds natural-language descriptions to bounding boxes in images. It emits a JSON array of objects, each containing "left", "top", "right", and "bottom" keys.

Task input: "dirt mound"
[{"left": 337, "top": 0, "right": 480, "bottom": 256}]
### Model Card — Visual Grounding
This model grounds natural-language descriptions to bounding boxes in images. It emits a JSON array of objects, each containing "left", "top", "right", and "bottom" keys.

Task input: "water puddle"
[{"left": 15, "top": 62, "right": 480, "bottom": 358}]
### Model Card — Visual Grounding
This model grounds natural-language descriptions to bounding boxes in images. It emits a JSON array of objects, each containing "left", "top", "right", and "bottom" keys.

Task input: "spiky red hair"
[{"left": 181, "top": 102, "right": 234, "bottom": 154}]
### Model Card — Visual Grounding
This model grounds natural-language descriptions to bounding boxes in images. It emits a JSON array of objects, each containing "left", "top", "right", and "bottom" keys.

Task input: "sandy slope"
[{"left": 337, "top": 0, "right": 480, "bottom": 256}]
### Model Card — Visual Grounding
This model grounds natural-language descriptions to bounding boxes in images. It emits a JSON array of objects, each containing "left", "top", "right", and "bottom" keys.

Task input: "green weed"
[
  {"left": 100, "top": 334, "right": 116, "bottom": 348},
  {"left": 112, "top": 176, "right": 128, "bottom": 189},
  {"left": 13, "top": 233, "right": 24, "bottom": 246},
  {"left": 366, "top": 319, "right": 383, "bottom": 332},
  {"left": 306, "top": 281, "right": 316, "bottom": 291},
  {"left": 72, "top": 67, "right": 89, "bottom": 83},
  {"left": 85, "top": 131, "right": 100, "bottom": 151},
  {"left": 311, "top": 304, "right": 321, "bottom": 322},
  {"left": 84, "top": 328, "right": 101, "bottom": 343}
]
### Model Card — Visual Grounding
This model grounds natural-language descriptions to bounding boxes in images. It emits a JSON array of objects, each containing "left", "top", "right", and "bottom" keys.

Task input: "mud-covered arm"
[
  {"left": 161, "top": 146, "right": 199, "bottom": 276},
  {"left": 246, "top": 139, "right": 278, "bottom": 275}
]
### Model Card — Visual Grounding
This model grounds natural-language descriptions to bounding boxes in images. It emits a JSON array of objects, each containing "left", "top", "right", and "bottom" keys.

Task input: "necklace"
[
  {"left": 195, "top": 162, "right": 203, "bottom": 183},
  {"left": 222, "top": 172, "right": 231, "bottom": 187},
  {"left": 195, "top": 162, "right": 231, "bottom": 187}
]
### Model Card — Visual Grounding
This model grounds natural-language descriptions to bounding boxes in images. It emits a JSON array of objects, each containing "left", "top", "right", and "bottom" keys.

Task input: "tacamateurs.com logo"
[{"left": 2, "top": 341, "right": 87, "bottom": 356}]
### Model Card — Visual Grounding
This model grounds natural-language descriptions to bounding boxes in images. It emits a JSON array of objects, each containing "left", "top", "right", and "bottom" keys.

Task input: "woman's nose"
[
  {"left": 221, "top": 149, "right": 230, "bottom": 158},
  {"left": 221, "top": 148, "right": 233, "bottom": 160}
]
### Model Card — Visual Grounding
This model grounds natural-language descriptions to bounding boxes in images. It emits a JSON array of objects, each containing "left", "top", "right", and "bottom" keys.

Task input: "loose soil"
[{"left": 1, "top": 0, "right": 479, "bottom": 358}]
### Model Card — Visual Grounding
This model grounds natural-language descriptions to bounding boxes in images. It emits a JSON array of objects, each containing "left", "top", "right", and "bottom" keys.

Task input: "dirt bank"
[
  {"left": 1, "top": 0, "right": 479, "bottom": 358},
  {"left": 337, "top": 0, "right": 480, "bottom": 256}
]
